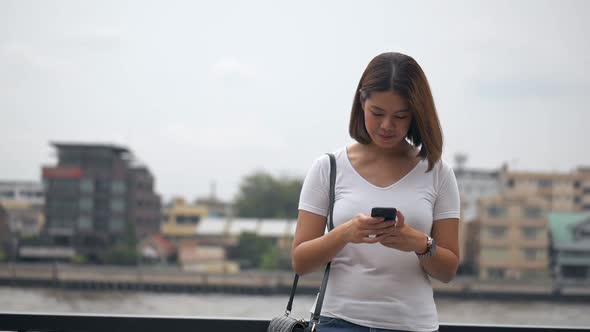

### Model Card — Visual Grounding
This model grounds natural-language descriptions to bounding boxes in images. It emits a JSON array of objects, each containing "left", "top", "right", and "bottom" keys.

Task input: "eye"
[
  {"left": 370, "top": 111, "right": 384, "bottom": 117},
  {"left": 395, "top": 116, "right": 408, "bottom": 120}
]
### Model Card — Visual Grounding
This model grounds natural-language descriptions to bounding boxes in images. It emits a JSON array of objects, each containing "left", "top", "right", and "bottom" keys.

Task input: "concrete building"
[
  {"left": 501, "top": 166, "right": 590, "bottom": 212},
  {"left": 0, "top": 181, "right": 44, "bottom": 205},
  {"left": 454, "top": 168, "right": 501, "bottom": 222},
  {"left": 42, "top": 142, "right": 161, "bottom": 261},
  {"left": 0, "top": 200, "right": 44, "bottom": 238},
  {"left": 0, "top": 204, "right": 10, "bottom": 259},
  {"left": 549, "top": 212, "right": 590, "bottom": 283},
  {"left": 478, "top": 193, "right": 550, "bottom": 280},
  {"left": 161, "top": 198, "right": 208, "bottom": 239}
]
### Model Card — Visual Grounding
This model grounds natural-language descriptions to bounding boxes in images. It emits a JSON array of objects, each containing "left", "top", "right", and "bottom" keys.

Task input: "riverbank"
[{"left": 1, "top": 263, "right": 589, "bottom": 301}]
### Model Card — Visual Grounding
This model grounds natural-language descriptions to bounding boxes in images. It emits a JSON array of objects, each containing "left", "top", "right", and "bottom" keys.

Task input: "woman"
[{"left": 292, "top": 52, "right": 460, "bottom": 332}]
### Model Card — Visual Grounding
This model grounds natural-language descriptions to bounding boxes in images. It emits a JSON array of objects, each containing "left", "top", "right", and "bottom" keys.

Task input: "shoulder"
[
  {"left": 434, "top": 158, "right": 454, "bottom": 175},
  {"left": 431, "top": 158, "right": 458, "bottom": 190},
  {"left": 312, "top": 146, "right": 348, "bottom": 167}
]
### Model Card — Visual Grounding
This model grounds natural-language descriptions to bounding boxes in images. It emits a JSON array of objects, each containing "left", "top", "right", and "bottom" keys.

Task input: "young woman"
[{"left": 292, "top": 52, "right": 460, "bottom": 332}]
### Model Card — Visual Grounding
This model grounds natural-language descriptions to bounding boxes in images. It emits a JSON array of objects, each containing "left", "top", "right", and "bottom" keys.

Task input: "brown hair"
[{"left": 349, "top": 52, "right": 443, "bottom": 172}]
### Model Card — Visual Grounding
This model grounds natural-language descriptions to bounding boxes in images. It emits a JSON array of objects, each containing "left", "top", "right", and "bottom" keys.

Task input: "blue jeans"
[{"left": 317, "top": 316, "right": 438, "bottom": 332}]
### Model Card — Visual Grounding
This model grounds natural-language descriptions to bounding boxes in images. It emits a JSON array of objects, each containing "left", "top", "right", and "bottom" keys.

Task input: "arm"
[
  {"left": 379, "top": 212, "right": 460, "bottom": 283},
  {"left": 291, "top": 210, "right": 347, "bottom": 275},
  {"left": 291, "top": 210, "right": 387, "bottom": 275},
  {"left": 417, "top": 218, "right": 460, "bottom": 283}
]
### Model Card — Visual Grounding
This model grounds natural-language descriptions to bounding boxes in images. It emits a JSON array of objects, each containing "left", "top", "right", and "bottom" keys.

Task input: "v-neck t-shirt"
[{"left": 298, "top": 146, "right": 460, "bottom": 332}]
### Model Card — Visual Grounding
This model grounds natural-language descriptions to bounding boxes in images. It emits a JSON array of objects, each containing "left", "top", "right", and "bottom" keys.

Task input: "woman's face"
[{"left": 362, "top": 90, "right": 412, "bottom": 149}]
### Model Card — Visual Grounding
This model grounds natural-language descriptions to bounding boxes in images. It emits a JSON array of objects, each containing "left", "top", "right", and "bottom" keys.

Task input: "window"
[
  {"left": 538, "top": 179, "right": 553, "bottom": 188},
  {"left": 176, "top": 215, "right": 200, "bottom": 224},
  {"left": 111, "top": 180, "right": 126, "bottom": 194},
  {"left": 109, "top": 218, "right": 125, "bottom": 232},
  {"left": 522, "top": 248, "right": 538, "bottom": 260},
  {"left": 80, "top": 179, "right": 94, "bottom": 193},
  {"left": 487, "top": 268, "right": 506, "bottom": 279},
  {"left": 78, "top": 216, "right": 93, "bottom": 230},
  {"left": 487, "top": 206, "right": 506, "bottom": 218},
  {"left": 524, "top": 207, "right": 543, "bottom": 219},
  {"left": 522, "top": 227, "right": 538, "bottom": 240},
  {"left": 79, "top": 198, "right": 94, "bottom": 212},
  {"left": 487, "top": 226, "right": 507, "bottom": 238},
  {"left": 110, "top": 199, "right": 126, "bottom": 212},
  {"left": 507, "top": 179, "right": 515, "bottom": 188},
  {"left": 0, "top": 191, "right": 15, "bottom": 198},
  {"left": 48, "top": 179, "right": 79, "bottom": 195}
]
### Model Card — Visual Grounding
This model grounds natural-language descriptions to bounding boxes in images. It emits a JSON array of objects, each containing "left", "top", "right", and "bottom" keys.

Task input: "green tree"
[
  {"left": 228, "top": 232, "right": 274, "bottom": 269},
  {"left": 101, "top": 221, "right": 138, "bottom": 265},
  {"left": 234, "top": 171, "right": 303, "bottom": 218}
]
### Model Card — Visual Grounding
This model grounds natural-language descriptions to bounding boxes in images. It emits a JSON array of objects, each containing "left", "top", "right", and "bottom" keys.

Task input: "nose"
[{"left": 380, "top": 116, "right": 396, "bottom": 130}]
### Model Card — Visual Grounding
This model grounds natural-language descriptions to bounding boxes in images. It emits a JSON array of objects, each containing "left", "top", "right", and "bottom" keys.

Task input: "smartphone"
[{"left": 371, "top": 207, "right": 397, "bottom": 222}]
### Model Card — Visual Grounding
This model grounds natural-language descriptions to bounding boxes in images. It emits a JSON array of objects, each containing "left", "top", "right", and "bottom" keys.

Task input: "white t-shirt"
[{"left": 298, "top": 146, "right": 460, "bottom": 332}]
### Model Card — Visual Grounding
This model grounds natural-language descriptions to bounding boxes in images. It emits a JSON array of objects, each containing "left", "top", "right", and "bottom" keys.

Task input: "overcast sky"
[{"left": 1, "top": 0, "right": 589, "bottom": 202}]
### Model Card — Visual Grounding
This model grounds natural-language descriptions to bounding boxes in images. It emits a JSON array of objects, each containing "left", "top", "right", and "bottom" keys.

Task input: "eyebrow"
[{"left": 370, "top": 106, "right": 410, "bottom": 113}]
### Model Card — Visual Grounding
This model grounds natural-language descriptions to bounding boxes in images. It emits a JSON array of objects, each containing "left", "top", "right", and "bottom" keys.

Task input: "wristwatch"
[{"left": 416, "top": 235, "right": 436, "bottom": 258}]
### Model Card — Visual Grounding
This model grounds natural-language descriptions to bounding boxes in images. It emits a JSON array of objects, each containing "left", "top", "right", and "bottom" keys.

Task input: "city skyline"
[{"left": 1, "top": 0, "right": 589, "bottom": 201}]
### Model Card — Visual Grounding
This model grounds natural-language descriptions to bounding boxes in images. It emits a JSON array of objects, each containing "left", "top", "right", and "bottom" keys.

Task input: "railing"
[{"left": 0, "top": 312, "right": 588, "bottom": 332}]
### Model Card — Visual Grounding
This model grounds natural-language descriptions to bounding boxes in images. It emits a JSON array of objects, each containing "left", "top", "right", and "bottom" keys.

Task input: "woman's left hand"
[{"left": 378, "top": 210, "right": 427, "bottom": 253}]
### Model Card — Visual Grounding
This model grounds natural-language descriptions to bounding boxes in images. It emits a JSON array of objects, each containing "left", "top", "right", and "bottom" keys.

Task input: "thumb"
[{"left": 395, "top": 210, "right": 405, "bottom": 227}]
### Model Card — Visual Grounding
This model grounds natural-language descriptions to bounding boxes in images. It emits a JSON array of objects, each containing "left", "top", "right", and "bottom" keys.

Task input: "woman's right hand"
[{"left": 341, "top": 214, "right": 392, "bottom": 244}]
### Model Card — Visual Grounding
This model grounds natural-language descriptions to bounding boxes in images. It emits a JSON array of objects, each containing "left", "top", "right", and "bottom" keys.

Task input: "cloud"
[
  {"left": 159, "top": 120, "right": 285, "bottom": 150},
  {"left": 467, "top": 77, "right": 589, "bottom": 100},
  {"left": 209, "top": 56, "right": 259, "bottom": 81}
]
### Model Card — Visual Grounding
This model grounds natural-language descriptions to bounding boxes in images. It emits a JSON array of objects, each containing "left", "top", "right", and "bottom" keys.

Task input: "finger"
[
  {"left": 368, "top": 221, "right": 396, "bottom": 230},
  {"left": 364, "top": 216, "right": 385, "bottom": 224},
  {"left": 362, "top": 236, "right": 382, "bottom": 244},
  {"left": 395, "top": 210, "right": 405, "bottom": 227}
]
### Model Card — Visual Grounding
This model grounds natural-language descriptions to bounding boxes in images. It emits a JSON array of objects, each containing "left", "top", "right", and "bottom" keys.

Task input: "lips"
[{"left": 377, "top": 133, "right": 395, "bottom": 140}]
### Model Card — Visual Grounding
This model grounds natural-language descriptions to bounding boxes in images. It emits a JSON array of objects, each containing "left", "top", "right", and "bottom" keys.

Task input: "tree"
[
  {"left": 228, "top": 232, "right": 274, "bottom": 269},
  {"left": 234, "top": 171, "right": 303, "bottom": 219}
]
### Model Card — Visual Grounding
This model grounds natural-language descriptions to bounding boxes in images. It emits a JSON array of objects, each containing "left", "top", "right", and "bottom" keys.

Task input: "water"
[{"left": 1, "top": 286, "right": 589, "bottom": 328}]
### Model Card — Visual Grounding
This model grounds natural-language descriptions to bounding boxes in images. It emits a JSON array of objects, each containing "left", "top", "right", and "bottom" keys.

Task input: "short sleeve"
[
  {"left": 298, "top": 154, "right": 330, "bottom": 217},
  {"left": 433, "top": 161, "right": 461, "bottom": 221}
]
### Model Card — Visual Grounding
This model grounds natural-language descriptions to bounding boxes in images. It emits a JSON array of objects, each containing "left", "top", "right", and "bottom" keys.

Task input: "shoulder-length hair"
[{"left": 349, "top": 52, "right": 443, "bottom": 172}]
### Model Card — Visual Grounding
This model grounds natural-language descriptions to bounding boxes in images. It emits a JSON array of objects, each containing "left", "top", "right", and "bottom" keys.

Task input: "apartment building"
[
  {"left": 501, "top": 167, "right": 590, "bottom": 212},
  {"left": 478, "top": 193, "right": 550, "bottom": 280}
]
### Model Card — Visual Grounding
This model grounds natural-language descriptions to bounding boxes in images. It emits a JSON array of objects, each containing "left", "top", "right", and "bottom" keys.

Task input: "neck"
[{"left": 364, "top": 140, "right": 415, "bottom": 160}]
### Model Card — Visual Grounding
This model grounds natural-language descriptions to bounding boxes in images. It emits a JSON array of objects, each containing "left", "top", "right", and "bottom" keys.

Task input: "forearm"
[
  {"left": 418, "top": 246, "right": 459, "bottom": 283},
  {"left": 292, "top": 225, "right": 348, "bottom": 275}
]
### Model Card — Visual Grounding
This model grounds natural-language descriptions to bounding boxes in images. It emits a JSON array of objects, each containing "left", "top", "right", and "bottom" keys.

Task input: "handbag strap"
[{"left": 285, "top": 153, "right": 336, "bottom": 321}]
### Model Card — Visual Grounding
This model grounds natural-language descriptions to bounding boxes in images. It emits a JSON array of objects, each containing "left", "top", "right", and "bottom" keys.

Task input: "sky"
[{"left": 1, "top": 0, "right": 589, "bottom": 202}]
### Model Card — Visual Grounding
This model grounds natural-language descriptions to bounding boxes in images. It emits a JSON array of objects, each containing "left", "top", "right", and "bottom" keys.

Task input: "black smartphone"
[{"left": 371, "top": 207, "right": 397, "bottom": 221}]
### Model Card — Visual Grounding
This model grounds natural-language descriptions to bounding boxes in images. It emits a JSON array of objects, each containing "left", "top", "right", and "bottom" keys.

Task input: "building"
[
  {"left": 194, "top": 196, "right": 232, "bottom": 218},
  {"left": 161, "top": 198, "right": 208, "bottom": 240},
  {"left": 0, "top": 200, "right": 44, "bottom": 238},
  {"left": 453, "top": 155, "right": 502, "bottom": 222},
  {"left": 0, "top": 181, "right": 44, "bottom": 205},
  {"left": 478, "top": 193, "right": 550, "bottom": 280},
  {"left": 501, "top": 166, "right": 590, "bottom": 212},
  {"left": 549, "top": 212, "right": 590, "bottom": 283},
  {"left": 0, "top": 204, "right": 10, "bottom": 259},
  {"left": 42, "top": 142, "right": 161, "bottom": 261}
]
